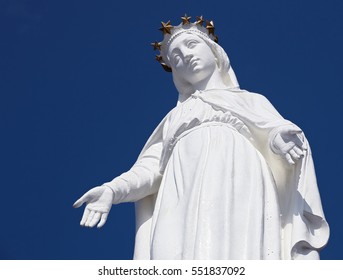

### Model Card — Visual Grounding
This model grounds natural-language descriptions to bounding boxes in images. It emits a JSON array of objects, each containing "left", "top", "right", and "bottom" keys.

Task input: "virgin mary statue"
[{"left": 73, "top": 16, "right": 329, "bottom": 260}]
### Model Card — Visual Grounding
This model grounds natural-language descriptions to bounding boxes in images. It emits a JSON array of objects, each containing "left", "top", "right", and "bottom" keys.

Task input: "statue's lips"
[{"left": 189, "top": 58, "right": 200, "bottom": 68}]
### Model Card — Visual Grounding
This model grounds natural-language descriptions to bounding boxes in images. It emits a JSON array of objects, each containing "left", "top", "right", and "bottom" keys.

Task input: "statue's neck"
[
  {"left": 178, "top": 70, "right": 227, "bottom": 103},
  {"left": 195, "top": 70, "right": 226, "bottom": 92}
]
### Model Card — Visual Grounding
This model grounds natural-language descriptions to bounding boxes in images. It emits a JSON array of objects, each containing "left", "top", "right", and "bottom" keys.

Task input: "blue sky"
[{"left": 0, "top": 0, "right": 342, "bottom": 259}]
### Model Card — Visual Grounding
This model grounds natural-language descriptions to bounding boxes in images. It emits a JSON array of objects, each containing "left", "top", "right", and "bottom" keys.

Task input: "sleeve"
[{"left": 102, "top": 141, "right": 163, "bottom": 204}]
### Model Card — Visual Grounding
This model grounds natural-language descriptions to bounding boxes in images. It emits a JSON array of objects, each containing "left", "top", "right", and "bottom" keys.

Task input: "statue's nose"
[{"left": 184, "top": 53, "right": 193, "bottom": 64}]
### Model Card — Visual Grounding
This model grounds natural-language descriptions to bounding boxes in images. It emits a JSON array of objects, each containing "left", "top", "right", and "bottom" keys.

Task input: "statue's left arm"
[{"left": 244, "top": 92, "right": 330, "bottom": 259}]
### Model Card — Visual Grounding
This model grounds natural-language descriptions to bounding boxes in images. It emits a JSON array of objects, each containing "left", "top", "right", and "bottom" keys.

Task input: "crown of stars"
[
  {"left": 151, "top": 41, "right": 162, "bottom": 51},
  {"left": 206, "top": 20, "right": 215, "bottom": 35},
  {"left": 181, "top": 14, "right": 191, "bottom": 25},
  {"left": 159, "top": 20, "right": 173, "bottom": 34},
  {"left": 155, "top": 55, "right": 163, "bottom": 62},
  {"left": 152, "top": 15, "right": 219, "bottom": 72},
  {"left": 195, "top": 16, "right": 205, "bottom": 26}
]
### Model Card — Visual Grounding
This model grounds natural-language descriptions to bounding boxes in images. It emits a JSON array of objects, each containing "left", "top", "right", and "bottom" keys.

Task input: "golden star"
[
  {"left": 181, "top": 14, "right": 191, "bottom": 25},
  {"left": 155, "top": 55, "right": 163, "bottom": 62},
  {"left": 151, "top": 41, "right": 162, "bottom": 51},
  {"left": 160, "top": 62, "right": 172, "bottom": 72},
  {"left": 159, "top": 20, "right": 173, "bottom": 34},
  {"left": 196, "top": 16, "right": 204, "bottom": 26},
  {"left": 206, "top": 20, "right": 215, "bottom": 35}
]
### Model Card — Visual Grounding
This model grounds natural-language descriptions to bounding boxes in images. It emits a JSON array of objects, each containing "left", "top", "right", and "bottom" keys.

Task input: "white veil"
[{"left": 162, "top": 32, "right": 240, "bottom": 104}]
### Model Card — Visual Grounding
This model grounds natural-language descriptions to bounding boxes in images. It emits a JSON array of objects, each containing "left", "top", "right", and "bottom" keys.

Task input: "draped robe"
[{"left": 105, "top": 88, "right": 329, "bottom": 260}]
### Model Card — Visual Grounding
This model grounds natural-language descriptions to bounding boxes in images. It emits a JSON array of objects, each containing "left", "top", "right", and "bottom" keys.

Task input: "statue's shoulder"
[{"left": 230, "top": 88, "right": 271, "bottom": 105}]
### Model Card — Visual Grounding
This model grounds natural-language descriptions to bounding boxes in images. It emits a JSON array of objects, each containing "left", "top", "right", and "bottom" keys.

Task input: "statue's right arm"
[
  {"left": 102, "top": 141, "right": 163, "bottom": 204},
  {"left": 74, "top": 114, "right": 170, "bottom": 228},
  {"left": 73, "top": 141, "right": 163, "bottom": 228}
]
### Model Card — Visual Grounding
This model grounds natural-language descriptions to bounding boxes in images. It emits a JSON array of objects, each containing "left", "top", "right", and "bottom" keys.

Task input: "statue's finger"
[
  {"left": 283, "top": 142, "right": 295, "bottom": 152},
  {"left": 293, "top": 146, "right": 304, "bottom": 156},
  {"left": 289, "top": 149, "right": 300, "bottom": 160},
  {"left": 73, "top": 193, "right": 89, "bottom": 208},
  {"left": 97, "top": 213, "right": 108, "bottom": 228},
  {"left": 290, "top": 134, "right": 305, "bottom": 149},
  {"left": 80, "top": 208, "right": 90, "bottom": 226},
  {"left": 85, "top": 211, "right": 96, "bottom": 227},
  {"left": 89, "top": 212, "right": 101, "bottom": 228},
  {"left": 73, "top": 198, "right": 83, "bottom": 208},
  {"left": 285, "top": 153, "right": 295, "bottom": 165}
]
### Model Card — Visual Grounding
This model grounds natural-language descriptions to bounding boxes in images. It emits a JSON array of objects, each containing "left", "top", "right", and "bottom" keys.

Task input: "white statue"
[{"left": 74, "top": 15, "right": 329, "bottom": 260}]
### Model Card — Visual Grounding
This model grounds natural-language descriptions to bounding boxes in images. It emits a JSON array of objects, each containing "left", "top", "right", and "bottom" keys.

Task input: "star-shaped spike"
[
  {"left": 159, "top": 20, "right": 173, "bottom": 34},
  {"left": 214, "top": 35, "right": 219, "bottom": 43},
  {"left": 161, "top": 62, "right": 172, "bottom": 72},
  {"left": 155, "top": 55, "right": 163, "bottom": 62},
  {"left": 151, "top": 41, "right": 162, "bottom": 51},
  {"left": 195, "top": 16, "right": 204, "bottom": 26},
  {"left": 206, "top": 20, "right": 215, "bottom": 35},
  {"left": 181, "top": 14, "right": 191, "bottom": 25}
]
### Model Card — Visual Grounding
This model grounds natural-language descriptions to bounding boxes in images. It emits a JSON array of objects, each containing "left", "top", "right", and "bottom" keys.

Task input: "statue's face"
[{"left": 167, "top": 33, "right": 217, "bottom": 85}]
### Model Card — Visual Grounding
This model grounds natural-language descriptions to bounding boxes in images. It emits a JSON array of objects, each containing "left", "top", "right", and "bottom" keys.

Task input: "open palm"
[{"left": 73, "top": 186, "right": 114, "bottom": 228}]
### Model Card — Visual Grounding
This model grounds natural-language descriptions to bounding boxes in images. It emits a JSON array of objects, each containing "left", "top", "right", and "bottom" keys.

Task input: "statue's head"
[{"left": 152, "top": 16, "right": 239, "bottom": 98}]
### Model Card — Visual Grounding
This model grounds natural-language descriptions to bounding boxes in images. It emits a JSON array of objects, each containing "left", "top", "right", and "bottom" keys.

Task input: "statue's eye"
[{"left": 187, "top": 40, "right": 197, "bottom": 48}]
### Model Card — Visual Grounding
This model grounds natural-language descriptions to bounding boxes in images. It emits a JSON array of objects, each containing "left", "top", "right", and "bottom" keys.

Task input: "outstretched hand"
[
  {"left": 73, "top": 186, "right": 114, "bottom": 228},
  {"left": 273, "top": 126, "right": 308, "bottom": 165}
]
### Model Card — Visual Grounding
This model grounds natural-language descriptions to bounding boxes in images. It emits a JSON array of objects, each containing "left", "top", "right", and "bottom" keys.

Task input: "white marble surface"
[{"left": 74, "top": 21, "right": 329, "bottom": 260}]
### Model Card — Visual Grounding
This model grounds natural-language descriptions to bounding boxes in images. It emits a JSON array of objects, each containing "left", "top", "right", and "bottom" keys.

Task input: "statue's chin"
[{"left": 190, "top": 65, "right": 202, "bottom": 74}]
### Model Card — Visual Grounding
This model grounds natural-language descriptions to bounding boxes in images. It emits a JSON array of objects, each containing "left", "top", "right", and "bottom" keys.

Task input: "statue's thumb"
[
  {"left": 289, "top": 128, "right": 302, "bottom": 134},
  {"left": 73, "top": 197, "right": 85, "bottom": 208}
]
